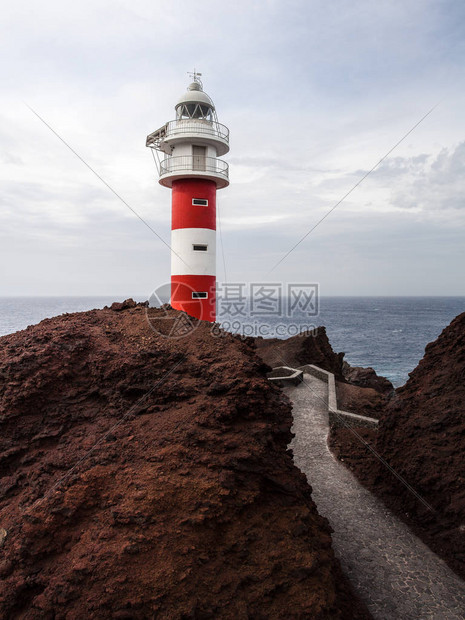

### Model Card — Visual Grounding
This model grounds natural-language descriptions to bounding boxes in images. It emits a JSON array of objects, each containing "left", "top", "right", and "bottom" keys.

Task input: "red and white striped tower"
[{"left": 146, "top": 73, "right": 229, "bottom": 322}]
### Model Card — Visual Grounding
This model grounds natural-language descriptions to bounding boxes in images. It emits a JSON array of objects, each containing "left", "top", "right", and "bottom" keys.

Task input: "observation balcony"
[
  {"left": 159, "top": 155, "right": 229, "bottom": 189},
  {"left": 147, "top": 119, "right": 230, "bottom": 156}
]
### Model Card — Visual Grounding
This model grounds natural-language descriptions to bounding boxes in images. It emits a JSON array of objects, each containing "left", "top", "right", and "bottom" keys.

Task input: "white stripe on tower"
[{"left": 171, "top": 228, "right": 216, "bottom": 276}]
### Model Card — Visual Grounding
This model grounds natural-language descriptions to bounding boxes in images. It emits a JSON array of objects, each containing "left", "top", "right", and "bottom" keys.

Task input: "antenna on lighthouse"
[{"left": 187, "top": 69, "right": 203, "bottom": 88}]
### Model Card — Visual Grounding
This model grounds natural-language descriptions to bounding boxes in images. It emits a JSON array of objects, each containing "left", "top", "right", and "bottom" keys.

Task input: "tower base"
[{"left": 171, "top": 275, "right": 216, "bottom": 322}]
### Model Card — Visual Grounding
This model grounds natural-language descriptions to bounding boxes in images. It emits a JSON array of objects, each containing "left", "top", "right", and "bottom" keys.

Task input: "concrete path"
[{"left": 285, "top": 373, "right": 465, "bottom": 620}]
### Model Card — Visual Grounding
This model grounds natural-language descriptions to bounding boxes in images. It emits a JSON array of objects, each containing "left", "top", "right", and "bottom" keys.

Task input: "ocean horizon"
[{"left": 0, "top": 295, "right": 464, "bottom": 388}]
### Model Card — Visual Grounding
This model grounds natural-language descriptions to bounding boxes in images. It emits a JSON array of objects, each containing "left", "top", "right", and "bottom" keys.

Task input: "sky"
[{"left": 1, "top": 0, "right": 464, "bottom": 297}]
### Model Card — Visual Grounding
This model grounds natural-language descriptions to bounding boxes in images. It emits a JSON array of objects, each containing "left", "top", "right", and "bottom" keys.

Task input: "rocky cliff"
[
  {"left": 331, "top": 311, "right": 465, "bottom": 578},
  {"left": 376, "top": 311, "right": 465, "bottom": 572},
  {"left": 341, "top": 362, "right": 393, "bottom": 396},
  {"left": 0, "top": 303, "right": 368, "bottom": 619}
]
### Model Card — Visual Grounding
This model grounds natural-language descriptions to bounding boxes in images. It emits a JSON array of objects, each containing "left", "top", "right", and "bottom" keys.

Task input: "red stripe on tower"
[
  {"left": 146, "top": 73, "right": 229, "bottom": 322},
  {"left": 170, "top": 275, "right": 216, "bottom": 323},
  {"left": 172, "top": 179, "right": 216, "bottom": 230}
]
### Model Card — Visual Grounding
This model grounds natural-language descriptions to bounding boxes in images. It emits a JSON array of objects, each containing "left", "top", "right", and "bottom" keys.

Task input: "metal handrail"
[
  {"left": 164, "top": 119, "right": 229, "bottom": 143},
  {"left": 160, "top": 156, "right": 229, "bottom": 179}
]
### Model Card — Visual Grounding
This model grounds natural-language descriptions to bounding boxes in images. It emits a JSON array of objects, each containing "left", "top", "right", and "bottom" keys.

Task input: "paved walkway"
[{"left": 285, "top": 373, "right": 465, "bottom": 620}]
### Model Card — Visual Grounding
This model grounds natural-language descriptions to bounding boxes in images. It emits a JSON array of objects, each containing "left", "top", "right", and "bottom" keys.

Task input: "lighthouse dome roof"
[{"left": 175, "top": 82, "right": 215, "bottom": 110}]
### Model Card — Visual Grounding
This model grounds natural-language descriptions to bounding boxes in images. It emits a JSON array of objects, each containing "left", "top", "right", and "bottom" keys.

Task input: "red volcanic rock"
[
  {"left": 0, "top": 306, "right": 368, "bottom": 619},
  {"left": 255, "top": 328, "right": 345, "bottom": 378},
  {"left": 342, "top": 362, "right": 393, "bottom": 395},
  {"left": 376, "top": 312, "right": 465, "bottom": 563},
  {"left": 335, "top": 382, "right": 386, "bottom": 420},
  {"left": 110, "top": 298, "right": 138, "bottom": 311},
  {"left": 331, "top": 312, "right": 465, "bottom": 578}
]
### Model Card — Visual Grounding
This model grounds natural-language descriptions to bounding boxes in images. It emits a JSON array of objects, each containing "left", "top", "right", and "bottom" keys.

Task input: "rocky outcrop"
[
  {"left": 331, "top": 312, "right": 465, "bottom": 579},
  {"left": 109, "top": 298, "right": 138, "bottom": 311},
  {"left": 376, "top": 312, "right": 465, "bottom": 567},
  {"left": 255, "top": 328, "right": 345, "bottom": 379},
  {"left": 335, "top": 382, "right": 386, "bottom": 420},
  {"left": 0, "top": 305, "right": 368, "bottom": 619},
  {"left": 342, "top": 362, "right": 393, "bottom": 395},
  {"left": 342, "top": 361, "right": 394, "bottom": 396}
]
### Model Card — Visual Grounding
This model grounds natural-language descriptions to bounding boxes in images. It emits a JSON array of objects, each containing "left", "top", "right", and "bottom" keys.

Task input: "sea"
[{"left": 0, "top": 296, "right": 463, "bottom": 388}]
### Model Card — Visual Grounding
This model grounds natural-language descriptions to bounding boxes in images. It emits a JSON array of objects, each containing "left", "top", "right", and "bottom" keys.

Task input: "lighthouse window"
[
  {"left": 192, "top": 198, "right": 208, "bottom": 206},
  {"left": 193, "top": 244, "right": 208, "bottom": 252},
  {"left": 192, "top": 292, "right": 208, "bottom": 299}
]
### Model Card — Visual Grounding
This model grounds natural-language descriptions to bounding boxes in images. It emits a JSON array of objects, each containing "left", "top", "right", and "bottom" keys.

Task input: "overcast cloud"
[{"left": 0, "top": 0, "right": 464, "bottom": 296}]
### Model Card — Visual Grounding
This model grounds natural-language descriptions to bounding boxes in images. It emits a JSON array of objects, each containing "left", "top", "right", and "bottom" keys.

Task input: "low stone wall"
[
  {"left": 267, "top": 366, "right": 304, "bottom": 387},
  {"left": 297, "top": 364, "right": 379, "bottom": 430},
  {"left": 298, "top": 364, "right": 329, "bottom": 384},
  {"left": 327, "top": 409, "right": 379, "bottom": 429}
]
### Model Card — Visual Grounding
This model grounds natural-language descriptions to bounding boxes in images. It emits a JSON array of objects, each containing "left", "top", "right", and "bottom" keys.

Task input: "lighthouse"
[{"left": 146, "top": 73, "right": 229, "bottom": 322}]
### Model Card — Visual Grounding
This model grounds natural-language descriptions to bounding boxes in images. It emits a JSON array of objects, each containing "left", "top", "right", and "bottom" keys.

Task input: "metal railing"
[
  {"left": 160, "top": 156, "right": 229, "bottom": 180},
  {"left": 164, "top": 119, "right": 229, "bottom": 143}
]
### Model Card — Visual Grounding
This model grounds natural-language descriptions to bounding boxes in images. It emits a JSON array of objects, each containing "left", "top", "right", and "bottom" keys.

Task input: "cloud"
[
  {"left": 0, "top": 1, "right": 464, "bottom": 295},
  {"left": 373, "top": 142, "right": 465, "bottom": 213}
]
